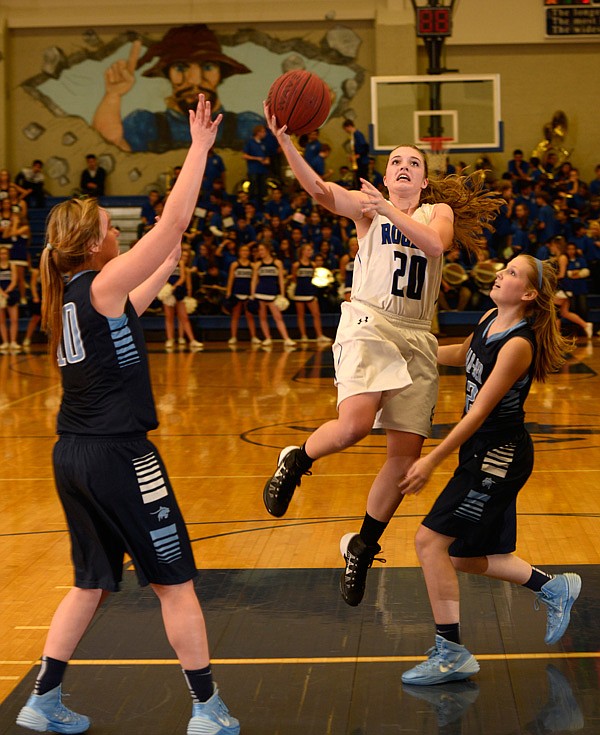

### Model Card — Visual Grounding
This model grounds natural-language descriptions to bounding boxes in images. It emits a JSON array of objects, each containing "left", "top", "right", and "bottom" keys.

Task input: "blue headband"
[{"left": 534, "top": 258, "right": 543, "bottom": 289}]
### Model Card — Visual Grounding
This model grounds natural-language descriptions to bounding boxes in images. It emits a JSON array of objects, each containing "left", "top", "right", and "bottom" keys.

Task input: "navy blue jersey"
[
  {"left": 294, "top": 262, "right": 317, "bottom": 300},
  {"left": 232, "top": 261, "right": 253, "bottom": 297},
  {"left": 57, "top": 270, "right": 158, "bottom": 436},
  {"left": 464, "top": 309, "right": 536, "bottom": 433},
  {"left": 167, "top": 264, "right": 181, "bottom": 285},
  {"left": 0, "top": 265, "right": 12, "bottom": 288},
  {"left": 255, "top": 259, "right": 279, "bottom": 297}
]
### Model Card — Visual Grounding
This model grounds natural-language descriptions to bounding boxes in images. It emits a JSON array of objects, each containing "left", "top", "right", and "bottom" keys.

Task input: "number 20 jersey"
[{"left": 351, "top": 202, "right": 443, "bottom": 322}]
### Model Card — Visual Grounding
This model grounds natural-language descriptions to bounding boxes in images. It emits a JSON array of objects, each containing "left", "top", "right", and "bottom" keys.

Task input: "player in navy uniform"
[
  {"left": 291, "top": 243, "right": 331, "bottom": 344},
  {"left": 225, "top": 243, "right": 260, "bottom": 346},
  {"left": 399, "top": 254, "right": 581, "bottom": 685},
  {"left": 263, "top": 100, "right": 501, "bottom": 607},
  {"left": 16, "top": 96, "right": 239, "bottom": 735}
]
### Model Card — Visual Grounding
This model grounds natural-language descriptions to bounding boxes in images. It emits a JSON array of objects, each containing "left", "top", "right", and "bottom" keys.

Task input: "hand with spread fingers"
[
  {"left": 190, "top": 94, "right": 223, "bottom": 147},
  {"left": 359, "top": 177, "right": 389, "bottom": 217},
  {"left": 398, "top": 456, "right": 436, "bottom": 495}
]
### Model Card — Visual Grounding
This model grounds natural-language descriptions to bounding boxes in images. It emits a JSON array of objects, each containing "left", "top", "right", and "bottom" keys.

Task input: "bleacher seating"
[{"left": 28, "top": 196, "right": 146, "bottom": 255}]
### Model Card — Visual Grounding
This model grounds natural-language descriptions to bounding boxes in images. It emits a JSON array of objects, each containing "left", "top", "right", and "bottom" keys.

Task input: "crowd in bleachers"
[
  {"left": 1, "top": 133, "right": 600, "bottom": 352},
  {"left": 438, "top": 151, "right": 600, "bottom": 338}
]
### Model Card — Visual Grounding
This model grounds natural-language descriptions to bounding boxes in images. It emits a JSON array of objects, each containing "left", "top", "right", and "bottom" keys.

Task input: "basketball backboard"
[{"left": 369, "top": 73, "right": 502, "bottom": 155}]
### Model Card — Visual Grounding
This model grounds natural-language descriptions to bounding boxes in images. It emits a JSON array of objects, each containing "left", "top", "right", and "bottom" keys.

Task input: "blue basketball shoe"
[
  {"left": 401, "top": 635, "right": 480, "bottom": 686},
  {"left": 535, "top": 572, "right": 582, "bottom": 645},
  {"left": 187, "top": 684, "right": 240, "bottom": 735},
  {"left": 16, "top": 685, "right": 90, "bottom": 733}
]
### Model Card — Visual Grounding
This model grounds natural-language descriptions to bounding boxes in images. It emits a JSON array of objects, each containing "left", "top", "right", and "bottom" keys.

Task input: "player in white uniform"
[{"left": 262, "top": 103, "right": 500, "bottom": 606}]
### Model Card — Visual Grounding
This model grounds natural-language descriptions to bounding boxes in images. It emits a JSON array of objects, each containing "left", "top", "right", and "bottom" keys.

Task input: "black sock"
[
  {"left": 183, "top": 665, "right": 214, "bottom": 703},
  {"left": 298, "top": 444, "right": 314, "bottom": 471},
  {"left": 359, "top": 512, "right": 388, "bottom": 547},
  {"left": 523, "top": 567, "right": 553, "bottom": 592},
  {"left": 436, "top": 623, "right": 461, "bottom": 645},
  {"left": 35, "top": 656, "right": 68, "bottom": 696}
]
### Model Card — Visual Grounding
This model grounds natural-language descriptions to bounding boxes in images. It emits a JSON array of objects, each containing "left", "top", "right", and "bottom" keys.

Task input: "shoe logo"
[
  {"left": 439, "top": 662, "right": 454, "bottom": 673},
  {"left": 150, "top": 506, "right": 170, "bottom": 521}
]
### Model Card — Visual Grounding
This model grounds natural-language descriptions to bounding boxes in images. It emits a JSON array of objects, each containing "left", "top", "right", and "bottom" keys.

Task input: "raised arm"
[
  {"left": 91, "top": 95, "right": 222, "bottom": 317},
  {"left": 264, "top": 102, "right": 366, "bottom": 222},
  {"left": 129, "top": 243, "right": 181, "bottom": 316}
]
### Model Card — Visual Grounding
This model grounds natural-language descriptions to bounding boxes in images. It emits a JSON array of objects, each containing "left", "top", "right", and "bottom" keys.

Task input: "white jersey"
[{"left": 351, "top": 202, "right": 443, "bottom": 323}]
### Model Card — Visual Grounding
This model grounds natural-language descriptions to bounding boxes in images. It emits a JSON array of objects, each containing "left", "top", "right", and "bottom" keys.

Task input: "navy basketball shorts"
[
  {"left": 53, "top": 434, "right": 198, "bottom": 591},
  {"left": 421, "top": 428, "right": 534, "bottom": 557}
]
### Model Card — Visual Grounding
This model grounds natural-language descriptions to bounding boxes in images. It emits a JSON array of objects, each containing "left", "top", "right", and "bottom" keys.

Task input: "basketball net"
[{"left": 419, "top": 136, "right": 453, "bottom": 177}]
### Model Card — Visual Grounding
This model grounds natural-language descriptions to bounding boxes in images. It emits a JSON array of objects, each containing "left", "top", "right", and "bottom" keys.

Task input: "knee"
[
  {"left": 339, "top": 417, "right": 372, "bottom": 447},
  {"left": 414, "top": 525, "right": 448, "bottom": 562}
]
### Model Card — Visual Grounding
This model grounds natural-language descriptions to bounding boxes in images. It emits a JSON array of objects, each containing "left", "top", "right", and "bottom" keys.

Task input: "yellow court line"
[
  {"left": 1, "top": 468, "right": 600, "bottom": 482},
  {"left": 14, "top": 626, "right": 50, "bottom": 630},
  {"left": 56, "top": 652, "right": 600, "bottom": 666}
]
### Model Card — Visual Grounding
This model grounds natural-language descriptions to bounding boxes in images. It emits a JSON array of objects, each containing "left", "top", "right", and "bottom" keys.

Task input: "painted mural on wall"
[{"left": 22, "top": 23, "right": 365, "bottom": 156}]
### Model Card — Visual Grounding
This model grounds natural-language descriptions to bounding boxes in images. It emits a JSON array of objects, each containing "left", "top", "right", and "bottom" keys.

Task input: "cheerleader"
[
  {"left": 162, "top": 253, "right": 203, "bottom": 351},
  {"left": 291, "top": 243, "right": 331, "bottom": 343},
  {"left": 1, "top": 202, "right": 30, "bottom": 304},
  {"left": 225, "top": 243, "right": 260, "bottom": 346},
  {"left": 0, "top": 245, "right": 20, "bottom": 352},
  {"left": 251, "top": 243, "right": 295, "bottom": 347}
]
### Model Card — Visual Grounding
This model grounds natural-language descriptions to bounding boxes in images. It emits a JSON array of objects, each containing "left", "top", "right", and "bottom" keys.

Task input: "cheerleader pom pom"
[
  {"left": 274, "top": 294, "right": 290, "bottom": 312},
  {"left": 183, "top": 296, "right": 198, "bottom": 314},
  {"left": 157, "top": 283, "right": 176, "bottom": 307}
]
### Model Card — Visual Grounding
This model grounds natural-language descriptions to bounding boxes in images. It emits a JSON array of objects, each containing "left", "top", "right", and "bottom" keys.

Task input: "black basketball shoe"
[
  {"left": 263, "top": 446, "right": 311, "bottom": 517},
  {"left": 339, "top": 532, "right": 385, "bottom": 606}
]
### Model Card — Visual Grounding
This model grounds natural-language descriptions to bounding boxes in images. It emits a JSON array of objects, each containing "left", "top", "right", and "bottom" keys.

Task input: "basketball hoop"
[{"left": 419, "top": 136, "right": 454, "bottom": 177}]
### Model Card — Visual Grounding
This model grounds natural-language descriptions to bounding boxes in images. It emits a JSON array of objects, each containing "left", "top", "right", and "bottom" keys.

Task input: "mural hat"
[{"left": 138, "top": 24, "right": 251, "bottom": 80}]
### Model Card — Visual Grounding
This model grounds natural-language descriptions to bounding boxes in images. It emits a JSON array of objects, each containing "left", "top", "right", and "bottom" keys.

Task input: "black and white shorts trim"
[
  {"left": 422, "top": 429, "right": 534, "bottom": 557},
  {"left": 53, "top": 434, "right": 198, "bottom": 591}
]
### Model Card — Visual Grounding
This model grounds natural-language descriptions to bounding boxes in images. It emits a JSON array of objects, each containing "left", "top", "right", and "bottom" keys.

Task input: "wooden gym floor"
[{"left": 0, "top": 336, "right": 599, "bottom": 733}]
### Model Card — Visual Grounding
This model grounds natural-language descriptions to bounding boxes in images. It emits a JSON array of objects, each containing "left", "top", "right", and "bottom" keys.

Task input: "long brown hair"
[
  {"left": 394, "top": 145, "right": 502, "bottom": 260},
  {"left": 520, "top": 254, "right": 574, "bottom": 382},
  {"left": 41, "top": 198, "right": 102, "bottom": 359}
]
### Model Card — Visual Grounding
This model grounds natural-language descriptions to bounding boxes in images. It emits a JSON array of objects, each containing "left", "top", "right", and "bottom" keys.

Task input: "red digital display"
[{"left": 416, "top": 6, "right": 452, "bottom": 37}]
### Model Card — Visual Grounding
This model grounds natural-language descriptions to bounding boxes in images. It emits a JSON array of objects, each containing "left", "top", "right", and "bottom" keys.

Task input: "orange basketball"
[{"left": 266, "top": 70, "right": 331, "bottom": 136}]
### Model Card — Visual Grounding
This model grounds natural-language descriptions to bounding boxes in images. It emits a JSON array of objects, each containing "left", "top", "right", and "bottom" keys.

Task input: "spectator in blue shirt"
[{"left": 243, "top": 125, "right": 270, "bottom": 204}]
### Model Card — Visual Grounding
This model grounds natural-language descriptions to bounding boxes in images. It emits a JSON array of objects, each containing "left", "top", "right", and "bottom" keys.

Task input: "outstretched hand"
[
  {"left": 359, "top": 178, "right": 390, "bottom": 217},
  {"left": 397, "top": 456, "right": 436, "bottom": 496},
  {"left": 263, "top": 101, "right": 291, "bottom": 142},
  {"left": 189, "top": 94, "right": 223, "bottom": 146}
]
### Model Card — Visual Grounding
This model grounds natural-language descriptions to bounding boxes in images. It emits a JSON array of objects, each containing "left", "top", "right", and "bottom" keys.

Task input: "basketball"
[{"left": 266, "top": 70, "right": 331, "bottom": 136}]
